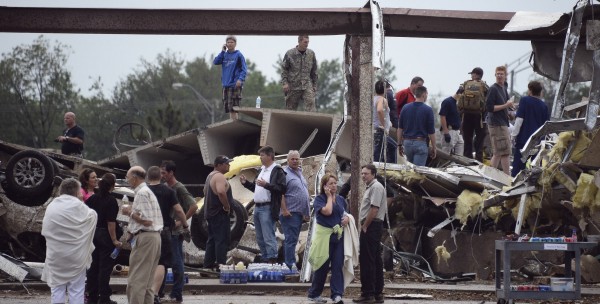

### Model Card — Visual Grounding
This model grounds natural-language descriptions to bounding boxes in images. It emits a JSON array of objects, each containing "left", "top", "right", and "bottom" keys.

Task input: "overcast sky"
[{"left": 0, "top": 0, "right": 579, "bottom": 101}]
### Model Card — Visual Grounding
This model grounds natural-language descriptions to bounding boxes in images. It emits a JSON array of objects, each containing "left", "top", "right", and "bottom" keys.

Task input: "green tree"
[
  {"left": 316, "top": 59, "right": 344, "bottom": 113},
  {"left": 74, "top": 80, "right": 123, "bottom": 160},
  {"left": 112, "top": 51, "right": 202, "bottom": 138},
  {"left": 146, "top": 101, "right": 196, "bottom": 138},
  {"left": 0, "top": 36, "right": 78, "bottom": 148},
  {"left": 375, "top": 58, "right": 398, "bottom": 83}
]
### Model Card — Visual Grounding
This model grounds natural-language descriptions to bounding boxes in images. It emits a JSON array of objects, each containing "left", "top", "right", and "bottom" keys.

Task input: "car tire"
[
  {"left": 191, "top": 199, "right": 247, "bottom": 251},
  {"left": 5, "top": 150, "right": 55, "bottom": 202}
]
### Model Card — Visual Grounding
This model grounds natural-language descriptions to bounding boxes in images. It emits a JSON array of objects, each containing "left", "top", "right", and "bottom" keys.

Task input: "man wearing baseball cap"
[
  {"left": 458, "top": 67, "right": 489, "bottom": 162},
  {"left": 203, "top": 155, "right": 234, "bottom": 269}
]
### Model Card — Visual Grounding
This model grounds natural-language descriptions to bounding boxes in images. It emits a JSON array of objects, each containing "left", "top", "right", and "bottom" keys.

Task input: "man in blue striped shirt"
[{"left": 280, "top": 150, "right": 310, "bottom": 270}]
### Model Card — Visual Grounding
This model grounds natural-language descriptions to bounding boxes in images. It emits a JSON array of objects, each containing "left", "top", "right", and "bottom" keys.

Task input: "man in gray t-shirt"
[{"left": 354, "top": 164, "right": 387, "bottom": 304}]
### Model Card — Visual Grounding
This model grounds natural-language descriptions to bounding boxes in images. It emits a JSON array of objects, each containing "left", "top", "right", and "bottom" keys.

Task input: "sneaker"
[
  {"left": 352, "top": 295, "right": 375, "bottom": 303},
  {"left": 154, "top": 295, "right": 161, "bottom": 304},
  {"left": 162, "top": 297, "right": 183, "bottom": 304},
  {"left": 333, "top": 295, "right": 344, "bottom": 304},
  {"left": 307, "top": 296, "right": 328, "bottom": 303},
  {"left": 374, "top": 294, "right": 384, "bottom": 303}
]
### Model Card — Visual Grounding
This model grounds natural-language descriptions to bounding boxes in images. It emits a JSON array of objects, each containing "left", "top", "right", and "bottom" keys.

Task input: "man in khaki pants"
[{"left": 122, "top": 166, "right": 163, "bottom": 304}]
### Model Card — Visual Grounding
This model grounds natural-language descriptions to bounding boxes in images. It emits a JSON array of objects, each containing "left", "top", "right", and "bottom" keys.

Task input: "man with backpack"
[{"left": 458, "top": 67, "right": 488, "bottom": 161}]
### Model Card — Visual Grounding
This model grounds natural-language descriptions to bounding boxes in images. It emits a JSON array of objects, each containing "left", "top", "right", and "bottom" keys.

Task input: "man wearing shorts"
[
  {"left": 213, "top": 35, "right": 247, "bottom": 120},
  {"left": 485, "top": 66, "right": 514, "bottom": 175}
]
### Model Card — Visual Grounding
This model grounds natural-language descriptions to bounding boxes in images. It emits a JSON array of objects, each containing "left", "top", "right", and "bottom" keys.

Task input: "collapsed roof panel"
[
  {"left": 235, "top": 107, "right": 340, "bottom": 158},
  {"left": 199, "top": 118, "right": 261, "bottom": 165}
]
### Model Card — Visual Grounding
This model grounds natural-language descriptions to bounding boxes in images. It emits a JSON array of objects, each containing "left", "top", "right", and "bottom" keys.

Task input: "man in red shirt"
[{"left": 395, "top": 76, "right": 424, "bottom": 123}]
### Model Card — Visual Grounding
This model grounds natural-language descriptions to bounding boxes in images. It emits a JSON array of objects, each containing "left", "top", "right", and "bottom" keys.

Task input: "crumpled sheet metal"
[
  {"left": 586, "top": 44, "right": 600, "bottom": 130},
  {"left": 502, "top": 11, "right": 565, "bottom": 32},
  {"left": 371, "top": 0, "right": 384, "bottom": 70},
  {"left": 586, "top": 20, "right": 600, "bottom": 130},
  {"left": 531, "top": 41, "right": 593, "bottom": 83},
  {"left": 552, "top": 0, "right": 587, "bottom": 120},
  {"left": 521, "top": 115, "right": 600, "bottom": 160}
]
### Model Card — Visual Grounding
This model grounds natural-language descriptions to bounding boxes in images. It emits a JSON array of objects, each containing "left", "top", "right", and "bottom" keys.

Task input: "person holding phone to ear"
[
  {"left": 307, "top": 173, "right": 349, "bottom": 304},
  {"left": 213, "top": 35, "right": 247, "bottom": 120}
]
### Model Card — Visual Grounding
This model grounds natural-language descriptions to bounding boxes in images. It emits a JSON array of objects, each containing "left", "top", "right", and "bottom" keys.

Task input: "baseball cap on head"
[
  {"left": 214, "top": 155, "right": 233, "bottom": 165},
  {"left": 468, "top": 67, "right": 484, "bottom": 76}
]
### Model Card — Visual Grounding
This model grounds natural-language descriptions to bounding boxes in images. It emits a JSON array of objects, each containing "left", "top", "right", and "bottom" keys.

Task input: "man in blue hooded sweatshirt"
[{"left": 213, "top": 35, "right": 247, "bottom": 120}]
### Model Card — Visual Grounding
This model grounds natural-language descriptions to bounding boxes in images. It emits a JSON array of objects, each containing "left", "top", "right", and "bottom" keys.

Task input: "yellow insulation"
[
  {"left": 435, "top": 244, "right": 451, "bottom": 266},
  {"left": 485, "top": 206, "right": 503, "bottom": 222},
  {"left": 510, "top": 193, "right": 542, "bottom": 220},
  {"left": 573, "top": 173, "right": 599, "bottom": 210},
  {"left": 546, "top": 132, "right": 574, "bottom": 163},
  {"left": 569, "top": 132, "right": 591, "bottom": 163},
  {"left": 538, "top": 162, "right": 576, "bottom": 193},
  {"left": 385, "top": 170, "right": 425, "bottom": 186},
  {"left": 455, "top": 189, "right": 488, "bottom": 226}
]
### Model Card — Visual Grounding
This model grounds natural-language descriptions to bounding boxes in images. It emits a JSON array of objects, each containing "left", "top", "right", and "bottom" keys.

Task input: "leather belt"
[
  {"left": 255, "top": 202, "right": 271, "bottom": 207},
  {"left": 133, "top": 230, "right": 159, "bottom": 236},
  {"left": 404, "top": 137, "right": 427, "bottom": 141},
  {"left": 360, "top": 218, "right": 383, "bottom": 225}
]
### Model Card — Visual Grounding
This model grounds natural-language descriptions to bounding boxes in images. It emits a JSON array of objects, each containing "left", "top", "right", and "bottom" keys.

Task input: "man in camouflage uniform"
[{"left": 281, "top": 35, "right": 318, "bottom": 112}]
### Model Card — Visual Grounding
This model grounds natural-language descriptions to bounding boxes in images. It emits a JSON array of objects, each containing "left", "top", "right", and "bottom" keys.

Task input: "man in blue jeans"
[
  {"left": 398, "top": 86, "right": 437, "bottom": 166},
  {"left": 161, "top": 161, "right": 198, "bottom": 303},
  {"left": 280, "top": 150, "right": 310, "bottom": 270},
  {"left": 203, "top": 156, "right": 234, "bottom": 269},
  {"left": 240, "top": 146, "right": 287, "bottom": 263}
]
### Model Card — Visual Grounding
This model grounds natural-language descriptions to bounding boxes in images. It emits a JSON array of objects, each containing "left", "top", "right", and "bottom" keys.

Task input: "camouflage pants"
[{"left": 285, "top": 88, "right": 316, "bottom": 112}]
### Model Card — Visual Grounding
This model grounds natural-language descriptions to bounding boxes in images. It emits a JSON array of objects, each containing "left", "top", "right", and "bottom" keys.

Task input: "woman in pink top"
[{"left": 78, "top": 168, "right": 98, "bottom": 202}]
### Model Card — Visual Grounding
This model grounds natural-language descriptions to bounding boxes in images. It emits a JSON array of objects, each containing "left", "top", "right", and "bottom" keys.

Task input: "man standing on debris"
[
  {"left": 373, "top": 80, "right": 397, "bottom": 163},
  {"left": 354, "top": 164, "right": 387, "bottom": 304},
  {"left": 281, "top": 35, "right": 318, "bottom": 112},
  {"left": 459, "top": 67, "right": 489, "bottom": 161},
  {"left": 203, "top": 156, "right": 235, "bottom": 270},
  {"left": 397, "top": 86, "right": 437, "bottom": 166},
  {"left": 42, "top": 178, "right": 97, "bottom": 304},
  {"left": 510, "top": 80, "right": 549, "bottom": 176},
  {"left": 240, "top": 145, "right": 287, "bottom": 263},
  {"left": 385, "top": 81, "right": 398, "bottom": 129},
  {"left": 56, "top": 111, "right": 85, "bottom": 157},
  {"left": 280, "top": 150, "right": 310, "bottom": 270},
  {"left": 394, "top": 76, "right": 424, "bottom": 120},
  {"left": 486, "top": 66, "right": 514, "bottom": 175},
  {"left": 160, "top": 160, "right": 197, "bottom": 303},
  {"left": 439, "top": 86, "right": 465, "bottom": 155},
  {"left": 122, "top": 166, "right": 163, "bottom": 304},
  {"left": 146, "top": 166, "right": 188, "bottom": 304},
  {"left": 213, "top": 35, "right": 247, "bottom": 120}
]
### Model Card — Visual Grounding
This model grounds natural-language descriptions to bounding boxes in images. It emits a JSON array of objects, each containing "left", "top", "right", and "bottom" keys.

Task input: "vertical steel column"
[{"left": 349, "top": 35, "right": 374, "bottom": 224}]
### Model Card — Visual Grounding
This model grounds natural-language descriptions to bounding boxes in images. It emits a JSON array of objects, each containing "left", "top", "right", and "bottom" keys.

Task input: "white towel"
[
  {"left": 41, "top": 194, "right": 97, "bottom": 288},
  {"left": 343, "top": 213, "right": 359, "bottom": 288}
]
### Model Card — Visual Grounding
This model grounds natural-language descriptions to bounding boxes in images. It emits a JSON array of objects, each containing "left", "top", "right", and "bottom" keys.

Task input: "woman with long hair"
[
  {"left": 85, "top": 173, "right": 121, "bottom": 304},
  {"left": 307, "top": 173, "right": 350, "bottom": 304},
  {"left": 79, "top": 168, "right": 98, "bottom": 202}
]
